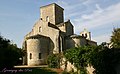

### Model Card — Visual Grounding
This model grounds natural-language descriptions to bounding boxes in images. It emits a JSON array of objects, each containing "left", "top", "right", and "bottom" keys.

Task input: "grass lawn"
[{"left": 0, "top": 68, "right": 58, "bottom": 74}]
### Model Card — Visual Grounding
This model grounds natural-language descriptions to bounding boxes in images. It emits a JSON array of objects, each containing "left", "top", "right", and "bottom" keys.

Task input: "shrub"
[{"left": 47, "top": 54, "right": 60, "bottom": 68}]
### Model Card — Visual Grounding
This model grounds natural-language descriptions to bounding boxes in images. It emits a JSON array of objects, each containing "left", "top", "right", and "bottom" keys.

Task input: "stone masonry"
[{"left": 22, "top": 3, "right": 97, "bottom": 66}]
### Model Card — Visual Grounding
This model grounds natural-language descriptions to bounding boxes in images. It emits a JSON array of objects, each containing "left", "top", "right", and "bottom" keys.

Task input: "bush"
[{"left": 47, "top": 54, "right": 60, "bottom": 68}]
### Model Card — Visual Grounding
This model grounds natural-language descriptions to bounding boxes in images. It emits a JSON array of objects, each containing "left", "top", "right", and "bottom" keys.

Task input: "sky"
[{"left": 0, "top": 0, "right": 120, "bottom": 48}]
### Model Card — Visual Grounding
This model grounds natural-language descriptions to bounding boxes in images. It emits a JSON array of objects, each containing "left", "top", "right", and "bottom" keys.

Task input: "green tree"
[
  {"left": 0, "top": 35, "right": 23, "bottom": 69},
  {"left": 111, "top": 28, "right": 120, "bottom": 48},
  {"left": 89, "top": 45, "right": 116, "bottom": 74}
]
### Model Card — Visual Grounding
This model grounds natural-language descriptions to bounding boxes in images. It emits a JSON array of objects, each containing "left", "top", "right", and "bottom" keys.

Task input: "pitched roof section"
[
  {"left": 56, "top": 20, "right": 73, "bottom": 27},
  {"left": 26, "top": 34, "right": 49, "bottom": 39},
  {"left": 48, "top": 22, "right": 60, "bottom": 30}
]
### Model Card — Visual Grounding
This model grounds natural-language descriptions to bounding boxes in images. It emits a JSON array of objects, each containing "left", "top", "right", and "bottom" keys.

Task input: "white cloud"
[
  {"left": 56, "top": 0, "right": 88, "bottom": 19},
  {"left": 71, "top": 2, "right": 120, "bottom": 44},
  {"left": 94, "top": 4, "right": 103, "bottom": 13},
  {"left": 74, "top": 3, "right": 120, "bottom": 33},
  {"left": 56, "top": 0, "right": 120, "bottom": 44},
  {"left": 56, "top": 0, "right": 69, "bottom": 8},
  {"left": 93, "top": 34, "right": 111, "bottom": 44},
  {"left": 79, "top": 4, "right": 103, "bottom": 20},
  {"left": 82, "top": 0, "right": 91, "bottom": 5}
]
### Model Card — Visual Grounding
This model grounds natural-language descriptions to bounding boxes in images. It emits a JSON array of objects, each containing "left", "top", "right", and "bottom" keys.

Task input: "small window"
[
  {"left": 46, "top": 16, "right": 49, "bottom": 22},
  {"left": 39, "top": 53, "right": 41, "bottom": 59},
  {"left": 82, "top": 34, "right": 84, "bottom": 37},
  {"left": 85, "top": 33, "right": 87, "bottom": 38},
  {"left": 40, "top": 18, "right": 42, "bottom": 20},
  {"left": 30, "top": 53, "right": 32, "bottom": 59},
  {"left": 39, "top": 27, "right": 42, "bottom": 32}
]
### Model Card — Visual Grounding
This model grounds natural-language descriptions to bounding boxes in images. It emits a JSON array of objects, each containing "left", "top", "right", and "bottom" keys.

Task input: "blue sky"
[{"left": 0, "top": 0, "right": 120, "bottom": 48}]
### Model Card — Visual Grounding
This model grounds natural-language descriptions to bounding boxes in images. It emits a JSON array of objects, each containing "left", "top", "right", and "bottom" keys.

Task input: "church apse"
[{"left": 26, "top": 35, "right": 54, "bottom": 66}]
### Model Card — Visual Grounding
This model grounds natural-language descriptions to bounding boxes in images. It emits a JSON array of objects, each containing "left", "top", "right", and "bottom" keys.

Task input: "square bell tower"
[{"left": 40, "top": 3, "right": 64, "bottom": 25}]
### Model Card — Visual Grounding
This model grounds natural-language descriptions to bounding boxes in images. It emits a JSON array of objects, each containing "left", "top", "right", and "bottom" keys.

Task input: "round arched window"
[{"left": 46, "top": 16, "right": 49, "bottom": 22}]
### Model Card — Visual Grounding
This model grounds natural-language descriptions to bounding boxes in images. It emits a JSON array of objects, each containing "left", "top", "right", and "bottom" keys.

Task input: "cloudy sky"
[{"left": 0, "top": 0, "right": 120, "bottom": 48}]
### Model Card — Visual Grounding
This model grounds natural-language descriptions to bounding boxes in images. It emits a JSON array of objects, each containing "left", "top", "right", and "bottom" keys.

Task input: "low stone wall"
[{"left": 60, "top": 58, "right": 94, "bottom": 74}]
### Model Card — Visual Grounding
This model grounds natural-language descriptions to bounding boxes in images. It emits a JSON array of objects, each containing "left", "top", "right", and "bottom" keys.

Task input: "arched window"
[
  {"left": 82, "top": 34, "right": 84, "bottom": 37},
  {"left": 30, "top": 53, "right": 32, "bottom": 59},
  {"left": 40, "top": 18, "right": 42, "bottom": 20},
  {"left": 39, "top": 53, "right": 41, "bottom": 59},
  {"left": 85, "top": 33, "right": 87, "bottom": 38},
  {"left": 39, "top": 27, "right": 42, "bottom": 32},
  {"left": 46, "top": 16, "right": 49, "bottom": 22}
]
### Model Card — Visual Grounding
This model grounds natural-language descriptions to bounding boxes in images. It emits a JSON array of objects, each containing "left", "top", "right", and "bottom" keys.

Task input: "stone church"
[{"left": 22, "top": 3, "right": 97, "bottom": 66}]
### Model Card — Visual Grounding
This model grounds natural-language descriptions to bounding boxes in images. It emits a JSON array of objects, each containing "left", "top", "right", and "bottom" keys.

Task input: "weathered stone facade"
[{"left": 22, "top": 3, "right": 97, "bottom": 66}]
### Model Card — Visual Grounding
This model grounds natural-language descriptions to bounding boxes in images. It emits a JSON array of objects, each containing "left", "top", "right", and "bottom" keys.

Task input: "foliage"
[
  {"left": 64, "top": 45, "right": 120, "bottom": 74},
  {"left": 89, "top": 45, "right": 117, "bottom": 74},
  {"left": 0, "top": 35, "right": 23, "bottom": 69},
  {"left": 47, "top": 54, "right": 60, "bottom": 68},
  {"left": 63, "top": 28, "right": 120, "bottom": 74},
  {"left": 64, "top": 46, "right": 93, "bottom": 74},
  {"left": 111, "top": 28, "right": 120, "bottom": 48}
]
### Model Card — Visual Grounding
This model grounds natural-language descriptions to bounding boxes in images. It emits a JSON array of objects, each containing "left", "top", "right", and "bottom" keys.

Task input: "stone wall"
[
  {"left": 33, "top": 20, "right": 60, "bottom": 53},
  {"left": 87, "top": 40, "right": 97, "bottom": 46},
  {"left": 40, "top": 4, "right": 55, "bottom": 24},
  {"left": 80, "top": 29, "right": 91, "bottom": 40},
  {"left": 55, "top": 4, "right": 64, "bottom": 25},
  {"left": 65, "top": 35, "right": 87, "bottom": 49},
  {"left": 60, "top": 58, "right": 95, "bottom": 73},
  {"left": 65, "top": 20, "right": 74, "bottom": 36},
  {"left": 26, "top": 36, "right": 50, "bottom": 66},
  {"left": 57, "top": 20, "right": 74, "bottom": 36},
  {"left": 40, "top": 3, "right": 64, "bottom": 25}
]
